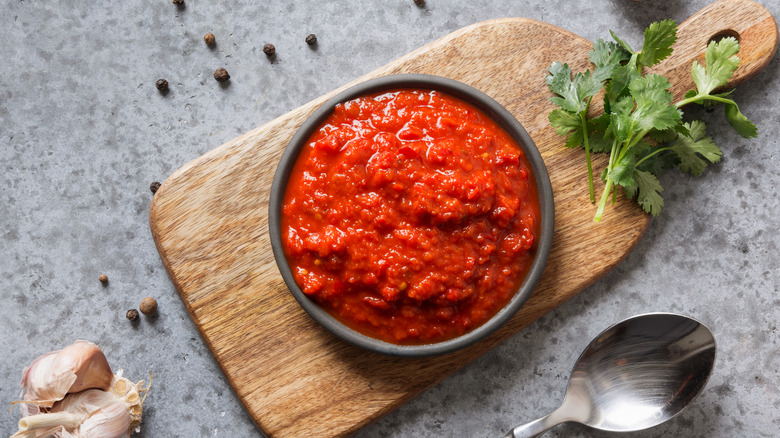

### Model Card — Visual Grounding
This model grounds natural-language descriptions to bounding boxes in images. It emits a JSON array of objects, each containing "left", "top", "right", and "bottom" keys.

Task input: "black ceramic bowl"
[{"left": 269, "top": 74, "right": 554, "bottom": 357}]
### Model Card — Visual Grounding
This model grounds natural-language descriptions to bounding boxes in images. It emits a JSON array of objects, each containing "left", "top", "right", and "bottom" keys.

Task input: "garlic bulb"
[
  {"left": 18, "top": 340, "right": 113, "bottom": 416},
  {"left": 12, "top": 341, "right": 150, "bottom": 438}
]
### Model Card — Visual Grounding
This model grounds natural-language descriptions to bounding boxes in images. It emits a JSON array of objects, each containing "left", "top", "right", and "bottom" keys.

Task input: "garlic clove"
[
  {"left": 79, "top": 399, "right": 132, "bottom": 438},
  {"left": 53, "top": 389, "right": 132, "bottom": 438},
  {"left": 19, "top": 340, "right": 113, "bottom": 412},
  {"left": 65, "top": 341, "right": 113, "bottom": 393},
  {"left": 19, "top": 352, "right": 62, "bottom": 417},
  {"left": 13, "top": 411, "right": 84, "bottom": 436}
]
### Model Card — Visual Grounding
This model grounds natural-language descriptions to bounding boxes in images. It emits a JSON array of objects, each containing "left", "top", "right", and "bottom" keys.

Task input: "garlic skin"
[{"left": 19, "top": 340, "right": 113, "bottom": 415}]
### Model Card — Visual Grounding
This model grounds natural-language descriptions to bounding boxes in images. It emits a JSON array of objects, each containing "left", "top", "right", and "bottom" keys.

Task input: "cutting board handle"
[{"left": 654, "top": 0, "right": 778, "bottom": 97}]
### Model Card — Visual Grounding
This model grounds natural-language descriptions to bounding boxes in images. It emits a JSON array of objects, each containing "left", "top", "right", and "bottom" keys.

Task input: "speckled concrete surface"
[{"left": 1, "top": 1, "right": 779, "bottom": 437}]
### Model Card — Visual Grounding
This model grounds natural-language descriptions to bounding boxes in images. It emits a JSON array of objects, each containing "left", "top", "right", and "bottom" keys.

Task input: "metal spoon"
[{"left": 503, "top": 313, "right": 716, "bottom": 438}]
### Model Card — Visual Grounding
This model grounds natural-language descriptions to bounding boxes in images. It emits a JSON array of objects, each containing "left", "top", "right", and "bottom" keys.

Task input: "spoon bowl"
[{"left": 505, "top": 313, "right": 717, "bottom": 437}]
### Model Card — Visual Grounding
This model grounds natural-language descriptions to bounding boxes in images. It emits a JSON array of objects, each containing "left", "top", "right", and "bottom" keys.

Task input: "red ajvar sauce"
[{"left": 281, "top": 89, "right": 540, "bottom": 344}]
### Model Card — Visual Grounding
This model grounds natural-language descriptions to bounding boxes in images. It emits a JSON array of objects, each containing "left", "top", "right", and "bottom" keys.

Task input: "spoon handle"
[{"left": 502, "top": 408, "right": 566, "bottom": 438}]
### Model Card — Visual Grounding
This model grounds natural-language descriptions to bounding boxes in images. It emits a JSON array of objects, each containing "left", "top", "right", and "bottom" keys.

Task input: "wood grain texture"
[{"left": 149, "top": 1, "right": 777, "bottom": 436}]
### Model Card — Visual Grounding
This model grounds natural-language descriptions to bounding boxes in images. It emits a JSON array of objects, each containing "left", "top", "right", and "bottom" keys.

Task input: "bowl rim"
[{"left": 269, "top": 74, "right": 554, "bottom": 357}]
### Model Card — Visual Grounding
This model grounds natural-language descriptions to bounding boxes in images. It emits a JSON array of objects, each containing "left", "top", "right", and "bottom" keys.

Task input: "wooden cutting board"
[{"left": 149, "top": 1, "right": 777, "bottom": 436}]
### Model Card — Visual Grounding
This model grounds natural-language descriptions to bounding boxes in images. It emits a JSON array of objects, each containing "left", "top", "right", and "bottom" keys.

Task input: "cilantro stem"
[
  {"left": 579, "top": 106, "right": 595, "bottom": 203},
  {"left": 595, "top": 127, "right": 649, "bottom": 221},
  {"left": 635, "top": 146, "right": 674, "bottom": 167},
  {"left": 628, "top": 53, "right": 640, "bottom": 72},
  {"left": 675, "top": 94, "right": 735, "bottom": 108},
  {"left": 608, "top": 136, "right": 620, "bottom": 179},
  {"left": 618, "top": 129, "right": 651, "bottom": 162},
  {"left": 594, "top": 177, "right": 613, "bottom": 222},
  {"left": 612, "top": 181, "right": 617, "bottom": 204},
  {"left": 594, "top": 137, "right": 620, "bottom": 222}
]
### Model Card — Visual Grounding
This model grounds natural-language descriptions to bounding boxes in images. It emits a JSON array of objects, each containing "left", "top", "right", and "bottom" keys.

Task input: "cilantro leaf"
[
  {"left": 623, "top": 181, "right": 638, "bottom": 200},
  {"left": 633, "top": 137, "right": 658, "bottom": 157},
  {"left": 634, "top": 169, "right": 664, "bottom": 216},
  {"left": 546, "top": 62, "right": 581, "bottom": 112},
  {"left": 549, "top": 110, "right": 618, "bottom": 151},
  {"left": 630, "top": 73, "right": 674, "bottom": 110},
  {"left": 648, "top": 122, "right": 690, "bottom": 140},
  {"left": 609, "top": 152, "right": 636, "bottom": 188},
  {"left": 610, "top": 95, "right": 635, "bottom": 142},
  {"left": 549, "top": 109, "right": 585, "bottom": 148},
  {"left": 648, "top": 127, "right": 679, "bottom": 143},
  {"left": 692, "top": 37, "right": 740, "bottom": 95},
  {"left": 724, "top": 101, "right": 758, "bottom": 138},
  {"left": 673, "top": 123, "right": 691, "bottom": 138},
  {"left": 638, "top": 20, "right": 677, "bottom": 68},
  {"left": 670, "top": 121, "right": 722, "bottom": 175},
  {"left": 610, "top": 30, "right": 634, "bottom": 54},
  {"left": 588, "top": 114, "right": 614, "bottom": 153},
  {"left": 546, "top": 62, "right": 573, "bottom": 95},
  {"left": 547, "top": 62, "right": 601, "bottom": 113},
  {"left": 629, "top": 74, "right": 681, "bottom": 131},
  {"left": 605, "top": 64, "right": 640, "bottom": 109},
  {"left": 549, "top": 109, "right": 580, "bottom": 136},
  {"left": 590, "top": 39, "right": 631, "bottom": 83}
]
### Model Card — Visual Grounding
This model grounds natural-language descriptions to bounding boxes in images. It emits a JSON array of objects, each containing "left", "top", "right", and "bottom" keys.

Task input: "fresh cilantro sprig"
[
  {"left": 676, "top": 37, "right": 758, "bottom": 138},
  {"left": 547, "top": 20, "right": 756, "bottom": 222}
]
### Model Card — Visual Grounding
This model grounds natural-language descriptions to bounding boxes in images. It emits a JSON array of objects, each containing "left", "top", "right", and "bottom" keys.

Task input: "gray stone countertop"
[{"left": 2, "top": 1, "right": 779, "bottom": 437}]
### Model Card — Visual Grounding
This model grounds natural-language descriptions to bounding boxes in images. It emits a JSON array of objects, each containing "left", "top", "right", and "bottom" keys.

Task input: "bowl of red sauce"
[{"left": 269, "top": 74, "right": 553, "bottom": 357}]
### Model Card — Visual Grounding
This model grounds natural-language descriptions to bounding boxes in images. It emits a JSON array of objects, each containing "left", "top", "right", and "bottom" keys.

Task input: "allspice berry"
[
  {"left": 140, "top": 297, "right": 158, "bottom": 315},
  {"left": 126, "top": 309, "right": 139, "bottom": 321},
  {"left": 414, "top": 0, "right": 424, "bottom": 5},
  {"left": 263, "top": 43, "right": 276, "bottom": 56},
  {"left": 204, "top": 32, "right": 215, "bottom": 46},
  {"left": 150, "top": 181, "right": 161, "bottom": 193},
  {"left": 305, "top": 34, "right": 317, "bottom": 46},
  {"left": 214, "top": 67, "right": 230, "bottom": 82},
  {"left": 155, "top": 79, "right": 169, "bottom": 91},
  {"left": 99, "top": 274, "right": 108, "bottom": 285}
]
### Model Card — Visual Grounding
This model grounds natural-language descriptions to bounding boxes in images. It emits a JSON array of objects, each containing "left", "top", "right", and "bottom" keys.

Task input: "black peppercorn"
[
  {"left": 263, "top": 43, "right": 276, "bottom": 56},
  {"left": 155, "top": 79, "right": 169, "bottom": 91},
  {"left": 214, "top": 67, "right": 230, "bottom": 82},
  {"left": 204, "top": 32, "right": 215, "bottom": 46},
  {"left": 414, "top": 0, "right": 424, "bottom": 5},
  {"left": 126, "top": 309, "right": 139, "bottom": 321},
  {"left": 150, "top": 181, "right": 161, "bottom": 193},
  {"left": 172, "top": 0, "right": 184, "bottom": 5},
  {"left": 305, "top": 34, "right": 317, "bottom": 46}
]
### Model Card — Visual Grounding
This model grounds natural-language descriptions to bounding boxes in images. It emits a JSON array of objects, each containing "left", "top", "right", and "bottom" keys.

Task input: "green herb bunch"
[{"left": 547, "top": 20, "right": 757, "bottom": 222}]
